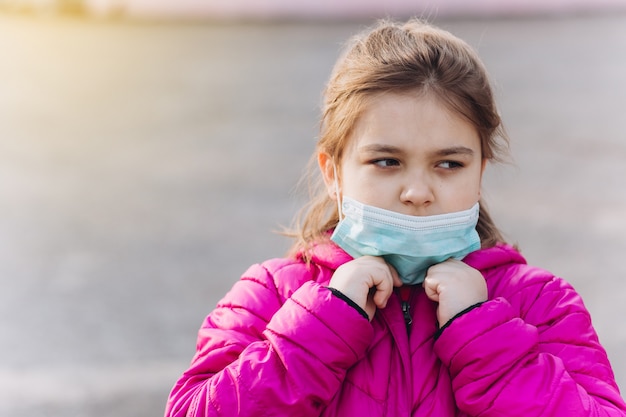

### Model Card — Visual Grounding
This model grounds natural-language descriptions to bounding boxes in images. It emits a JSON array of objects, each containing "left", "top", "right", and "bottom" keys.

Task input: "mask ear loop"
[{"left": 332, "top": 163, "right": 344, "bottom": 221}]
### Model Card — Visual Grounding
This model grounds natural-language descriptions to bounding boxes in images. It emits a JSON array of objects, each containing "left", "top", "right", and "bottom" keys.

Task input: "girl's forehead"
[{"left": 353, "top": 92, "right": 478, "bottom": 140}]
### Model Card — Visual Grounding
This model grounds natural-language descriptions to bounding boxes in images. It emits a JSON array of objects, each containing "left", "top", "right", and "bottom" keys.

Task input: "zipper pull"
[
  {"left": 399, "top": 286, "right": 413, "bottom": 333},
  {"left": 402, "top": 300, "right": 412, "bottom": 331}
]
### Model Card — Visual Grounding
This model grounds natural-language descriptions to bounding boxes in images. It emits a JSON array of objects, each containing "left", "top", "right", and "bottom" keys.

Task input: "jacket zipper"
[{"left": 399, "top": 286, "right": 413, "bottom": 333}]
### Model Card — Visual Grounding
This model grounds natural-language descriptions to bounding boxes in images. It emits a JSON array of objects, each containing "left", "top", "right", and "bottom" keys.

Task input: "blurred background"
[{"left": 1, "top": 1, "right": 626, "bottom": 416}]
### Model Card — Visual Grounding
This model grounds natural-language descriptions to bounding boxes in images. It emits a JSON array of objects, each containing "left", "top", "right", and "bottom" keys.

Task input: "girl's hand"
[
  {"left": 423, "top": 259, "right": 487, "bottom": 327},
  {"left": 329, "top": 256, "right": 403, "bottom": 321}
]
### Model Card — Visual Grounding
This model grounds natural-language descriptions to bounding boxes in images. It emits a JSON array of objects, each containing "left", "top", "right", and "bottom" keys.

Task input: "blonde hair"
[{"left": 288, "top": 19, "right": 509, "bottom": 259}]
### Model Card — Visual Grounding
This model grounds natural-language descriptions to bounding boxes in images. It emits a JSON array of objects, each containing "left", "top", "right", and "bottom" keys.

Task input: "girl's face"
[{"left": 320, "top": 92, "right": 485, "bottom": 217}]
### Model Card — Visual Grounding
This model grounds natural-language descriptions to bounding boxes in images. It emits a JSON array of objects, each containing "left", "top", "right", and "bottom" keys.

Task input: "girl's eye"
[
  {"left": 372, "top": 158, "right": 400, "bottom": 168},
  {"left": 438, "top": 160, "right": 464, "bottom": 169}
]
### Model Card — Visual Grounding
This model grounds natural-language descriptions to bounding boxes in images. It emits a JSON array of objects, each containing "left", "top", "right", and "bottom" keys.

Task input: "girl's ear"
[
  {"left": 318, "top": 152, "right": 338, "bottom": 200},
  {"left": 481, "top": 158, "right": 488, "bottom": 176},
  {"left": 478, "top": 158, "right": 488, "bottom": 199}
]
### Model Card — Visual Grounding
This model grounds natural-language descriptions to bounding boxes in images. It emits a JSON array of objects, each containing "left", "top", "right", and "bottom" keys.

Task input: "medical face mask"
[{"left": 330, "top": 196, "right": 481, "bottom": 285}]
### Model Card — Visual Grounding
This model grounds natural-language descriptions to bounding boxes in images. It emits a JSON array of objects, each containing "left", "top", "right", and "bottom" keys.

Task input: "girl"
[{"left": 164, "top": 19, "right": 626, "bottom": 416}]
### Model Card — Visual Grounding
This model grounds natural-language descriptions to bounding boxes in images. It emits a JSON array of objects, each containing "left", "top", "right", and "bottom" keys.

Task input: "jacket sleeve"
[
  {"left": 164, "top": 262, "right": 374, "bottom": 417},
  {"left": 434, "top": 270, "right": 626, "bottom": 417}
]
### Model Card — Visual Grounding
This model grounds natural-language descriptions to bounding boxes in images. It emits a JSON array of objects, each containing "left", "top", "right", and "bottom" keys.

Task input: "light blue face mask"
[{"left": 330, "top": 196, "right": 481, "bottom": 285}]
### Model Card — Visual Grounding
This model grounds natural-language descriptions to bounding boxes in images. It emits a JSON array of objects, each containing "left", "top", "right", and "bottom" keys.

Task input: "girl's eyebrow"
[
  {"left": 358, "top": 144, "right": 404, "bottom": 154},
  {"left": 359, "top": 144, "right": 475, "bottom": 157},
  {"left": 432, "top": 146, "right": 475, "bottom": 157}
]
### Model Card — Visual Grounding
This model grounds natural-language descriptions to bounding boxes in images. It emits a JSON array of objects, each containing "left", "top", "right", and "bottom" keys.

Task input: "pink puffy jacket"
[{"left": 165, "top": 243, "right": 626, "bottom": 416}]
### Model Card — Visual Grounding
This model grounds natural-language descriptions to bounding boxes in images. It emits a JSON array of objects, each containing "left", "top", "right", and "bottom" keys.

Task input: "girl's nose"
[{"left": 400, "top": 176, "right": 434, "bottom": 211}]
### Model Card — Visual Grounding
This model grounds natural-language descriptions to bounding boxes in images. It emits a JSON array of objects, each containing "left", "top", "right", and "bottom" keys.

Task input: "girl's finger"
[
  {"left": 422, "top": 276, "right": 441, "bottom": 302},
  {"left": 387, "top": 263, "right": 403, "bottom": 287}
]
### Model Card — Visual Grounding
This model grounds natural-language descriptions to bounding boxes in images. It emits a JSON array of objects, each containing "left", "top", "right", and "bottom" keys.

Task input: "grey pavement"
[{"left": 1, "top": 12, "right": 625, "bottom": 416}]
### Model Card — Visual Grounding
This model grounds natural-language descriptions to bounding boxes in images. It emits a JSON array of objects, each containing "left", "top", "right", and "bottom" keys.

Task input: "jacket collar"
[
  {"left": 305, "top": 240, "right": 526, "bottom": 272},
  {"left": 301, "top": 239, "right": 353, "bottom": 270},
  {"left": 463, "top": 243, "right": 527, "bottom": 271}
]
